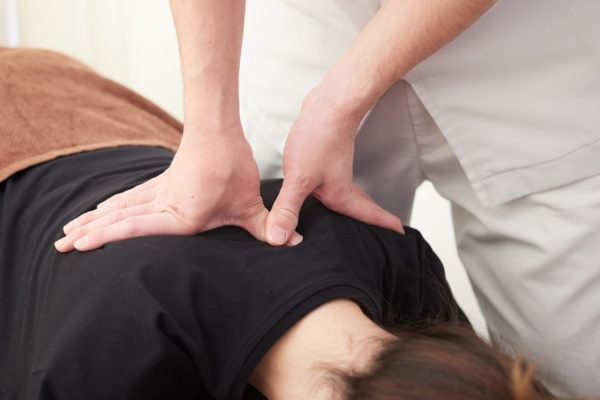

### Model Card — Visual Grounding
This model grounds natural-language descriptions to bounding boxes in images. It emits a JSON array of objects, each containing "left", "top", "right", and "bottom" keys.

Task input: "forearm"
[
  {"left": 169, "top": 0, "right": 246, "bottom": 139},
  {"left": 316, "top": 0, "right": 497, "bottom": 121}
]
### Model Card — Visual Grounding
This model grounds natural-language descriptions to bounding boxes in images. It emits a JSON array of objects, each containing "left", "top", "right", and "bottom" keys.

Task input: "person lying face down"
[
  {"left": 0, "top": 47, "right": 570, "bottom": 400},
  {"left": 1, "top": 149, "right": 565, "bottom": 400}
]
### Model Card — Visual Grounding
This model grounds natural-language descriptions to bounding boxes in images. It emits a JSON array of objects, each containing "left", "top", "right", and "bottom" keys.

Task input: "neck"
[{"left": 249, "top": 299, "right": 395, "bottom": 400}]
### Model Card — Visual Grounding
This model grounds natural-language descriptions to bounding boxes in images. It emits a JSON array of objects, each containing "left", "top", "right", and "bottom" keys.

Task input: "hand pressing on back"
[
  {"left": 55, "top": 128, "right": 302, "bottom": 252},
  {"left": 55, "top": 0, "right": 307, "bottom": 252},
  {"left": 265, "top": 0, "right": 498, "bottom": 244},
  {"left": 265, "top": 84, "right": 404, "bottom": 246}
]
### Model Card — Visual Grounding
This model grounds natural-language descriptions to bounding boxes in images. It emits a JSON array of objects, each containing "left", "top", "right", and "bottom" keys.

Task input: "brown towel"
[{"left": 0, "top": 47, "right": 182, "bottom": 182}]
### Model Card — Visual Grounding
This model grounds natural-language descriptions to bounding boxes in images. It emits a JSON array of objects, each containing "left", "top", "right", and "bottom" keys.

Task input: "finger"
[
  {"left": 320, "top": 184, "right": 405, "bottom": 234},
  {"left": 96, "top": 179, "right": 158, "bottom": 210},
  {"left": 96, "top": 190, "right": 153, "bottom": 213},
  {"left": 63, "top": 188, "right": 156, "bottom": 234},
  {"left": 56, "top": 203, "right": 156, "bottom": 252},
  {"left": 96, "top": 186, "right": 156, "bottom": 212},
  {"left": 96, "top": 176, "right": 159, "bottom": 208},
  {"left": 76, "top": 203, "right": 156, "bottom": 239},
  {"left": 63, "top": 207, "right": 112, "bottom": 235},
  {"left": 234, "top": 201, "right": 303, "bottom": 246},
  {"left": 243, "top": 206, "right": 303, "bottom": 246},
  {"left": 72, "top": 212, "right": 180, "bottom": 252},
  {"left": 266, "top": 178, "right": 313, "bottom": 246},
  {"left": 285, "top": 231, "right": 304, "bottom": 247}
]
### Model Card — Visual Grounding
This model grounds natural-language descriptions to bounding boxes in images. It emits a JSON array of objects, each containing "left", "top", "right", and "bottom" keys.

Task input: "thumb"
[{"left": 266, "top": 179, "right": 312, "bottom": 246}]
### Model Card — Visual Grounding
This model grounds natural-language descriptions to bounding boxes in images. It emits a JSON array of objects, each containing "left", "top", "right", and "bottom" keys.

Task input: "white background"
[
  {"left": 5, "top": 0, "right": 487, "bottom": 336},
  {"left": 0, "top": 0, "right": 18, "bottom": 46}
]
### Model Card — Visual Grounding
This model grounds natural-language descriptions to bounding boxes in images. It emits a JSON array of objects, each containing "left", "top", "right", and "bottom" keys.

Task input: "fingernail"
[
  {"left": 287, "top": 232, "right": 303, "bottom": 246},
  {"left": 54, "top": 237, "right": 67, "bottom": 250},
  {"left": 74, "top": 236, "right": 88, "bottom": 249},
  {"left": 268, "top": 227, "right": 287, "bottom": 245}
]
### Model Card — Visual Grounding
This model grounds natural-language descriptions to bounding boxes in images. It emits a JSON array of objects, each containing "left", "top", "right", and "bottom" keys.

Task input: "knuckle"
[
  {"left": 274, "top": 206, "right": 299, "bottom": 227},
  {"left": 116, "top": 195, "right": 127, "bottom": 209},
  {"left": 70, "top": 225, "right": 87, "bottom": 238},
  {"left": 105, "top": 193, "right": 121, "bottom": 205},
  {"left": 113, "top": 209, "right": 125, "bottom": 223},
  {"left": 285, "top": 172, "right": 313, "bottom": 193},
  {"left": 279, "top": 206, "right": 299, "bottom": 219},
  {"left": 163, "top": 204, "right": 188, "bottom": 224},
  {"left": 70, "top": 215, "right": 83, "bottom": 227},
  {"left": 76, "top": 212, "right": 93, "bottom": 226},
  {"left": 121, "top": 217, "right": 139, "bottom": 236},
  {"left": 84, "top": 231, "right": 101, "bottom": 248}
]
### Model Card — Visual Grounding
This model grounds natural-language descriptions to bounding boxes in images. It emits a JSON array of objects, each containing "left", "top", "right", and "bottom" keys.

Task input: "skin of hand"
[
  {"left": 265, "top": 0, "right": 497, "bottom": 245},
  {"left": 56, "top": 0, "right": 497, "bottom": 251},
  {"left": 265, "top": 86, "right": 405, "bottom": 246},
  {"left": 54, "top": 129, "right": 304, "bottom": 252},
  {"left": 55, "top": 0, "right": 300, "bottom": 252}
]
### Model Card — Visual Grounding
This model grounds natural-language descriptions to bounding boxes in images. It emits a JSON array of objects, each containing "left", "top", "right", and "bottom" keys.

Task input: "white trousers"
[{"left": 353, "top": 80, "right": 600, "bottom": 395}]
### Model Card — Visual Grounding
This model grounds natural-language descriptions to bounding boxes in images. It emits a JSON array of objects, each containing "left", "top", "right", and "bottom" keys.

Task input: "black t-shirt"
[{"left": 0, "top": 147, "right": 466, "bottom": 400}]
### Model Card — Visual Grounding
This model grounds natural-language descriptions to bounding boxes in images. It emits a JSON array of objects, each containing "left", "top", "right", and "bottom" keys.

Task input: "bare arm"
[
  {"left": 171, "top": 0, "right": 244, "bottom": 138},
  {"left": 265, "top": 0, "right": 497, "bottom": 245},
  {"left": 321, "top": 0, "right": 497, "bottom": 119},
  {"left": 55, "top": 0, "right": 306, "bottom": 252}
]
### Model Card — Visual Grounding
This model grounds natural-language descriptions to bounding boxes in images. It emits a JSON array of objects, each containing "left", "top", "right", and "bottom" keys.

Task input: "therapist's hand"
[
  {"left": 265, "top": 0, "right": 498, "bottom": 246},
  {"left": 54, "top": 129, "right": 297, "bottom": 252},
  {"left": 265, "top": 86, "right": 404, "bottom": 246}
]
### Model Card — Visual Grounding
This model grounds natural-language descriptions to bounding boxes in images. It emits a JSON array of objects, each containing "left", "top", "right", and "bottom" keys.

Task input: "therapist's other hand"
[
  {"left": 265, "top": 86, "right": 404, "bottom": 246},
  {"left": 55, "top": 130, "right": 294, "bottom": 252}
]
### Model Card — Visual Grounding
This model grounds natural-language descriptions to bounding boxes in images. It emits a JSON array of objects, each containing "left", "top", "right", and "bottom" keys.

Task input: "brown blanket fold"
[{"left": 0, "top": 47, "right": 182, "bottom": 182}]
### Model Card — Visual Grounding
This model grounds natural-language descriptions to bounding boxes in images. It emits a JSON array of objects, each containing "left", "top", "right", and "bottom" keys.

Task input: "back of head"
[{"left": 340, "top": 324, "right": 577, "bottom": 400}]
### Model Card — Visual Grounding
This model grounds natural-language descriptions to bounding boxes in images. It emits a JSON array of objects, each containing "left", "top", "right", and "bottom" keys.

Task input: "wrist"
[
  {"left": 180, "top": 106, "right": 245, "bottom": 149},
  {"left": 303, "top": 79, "right": 372, "bottom": 134},
  {"left": 181, "top": 118, "right": 245, "bottom": 145},
  {"left": 183, "top": 102, "right": 241, "bottom": 134},
  {"left": 312, "top": 66, "right": 383, "bottom": 127},
  {"left": 182, "top": 78, "right": 243, "bottom": 139}
]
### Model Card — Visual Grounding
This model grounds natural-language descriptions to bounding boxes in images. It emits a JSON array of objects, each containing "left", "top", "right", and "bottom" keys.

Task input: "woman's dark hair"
[{"left": 339, "top": 324, "right": 582, "bottom": 400}]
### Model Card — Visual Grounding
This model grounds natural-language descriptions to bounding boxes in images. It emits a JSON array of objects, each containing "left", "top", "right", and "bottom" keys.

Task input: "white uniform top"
[{"left": 240, "top": 0, "right": 600, "bottom": 208}]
